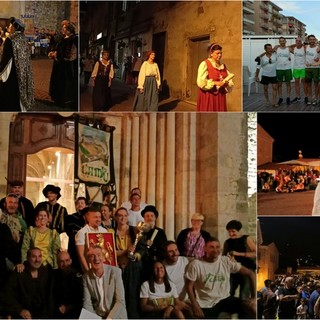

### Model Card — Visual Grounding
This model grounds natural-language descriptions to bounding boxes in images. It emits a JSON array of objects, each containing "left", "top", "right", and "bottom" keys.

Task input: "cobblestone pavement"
[
  {"left": 258, "top": 190, "right": 315, "bottom": 216},
  {"left": 80, "top": 76, "right": 197, "bottom": 112},
  {"left": 32, "top": 59, "right": 197, "bottom": 112},
  {"left": 31, "top": 58, "right": 75, "bottom": 112}
]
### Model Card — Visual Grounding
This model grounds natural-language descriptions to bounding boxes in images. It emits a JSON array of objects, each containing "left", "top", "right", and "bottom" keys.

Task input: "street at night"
[
  {"left": 80, "top": 75, "right": 197, "bottom": 112},
  {"left": 259, "top": 216, "right": 320, "bottom": 268}
]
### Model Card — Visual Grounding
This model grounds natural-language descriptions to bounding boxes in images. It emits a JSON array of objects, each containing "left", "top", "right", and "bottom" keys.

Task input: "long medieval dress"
[
  {"left": 91, "top": 59, "right": 114, "bottom": 111},
  {"left": 0, "top": 32, "right": 34, "bottom": 111},
  {"left": 197, "top": 59, "right": 233, "bottom": 112},
  {"left": 49, "top": 34, "right": 78, "bottom": 110}
]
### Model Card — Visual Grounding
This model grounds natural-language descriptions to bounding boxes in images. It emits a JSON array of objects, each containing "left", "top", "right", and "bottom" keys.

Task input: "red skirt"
[{"left": 197, "top": 88, "right": 227, "bottom": 112}]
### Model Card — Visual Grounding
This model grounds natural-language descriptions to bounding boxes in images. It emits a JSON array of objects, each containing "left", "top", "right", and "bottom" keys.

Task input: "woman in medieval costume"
[
  {"left": 0, "top": 17, "right": 34, "bottom": 111},
  {"left": 197, "top": 43, "right": 234, "bottom": 112},
  {"left": 48, "top": 21, "right": 78, "bottom": 110}
]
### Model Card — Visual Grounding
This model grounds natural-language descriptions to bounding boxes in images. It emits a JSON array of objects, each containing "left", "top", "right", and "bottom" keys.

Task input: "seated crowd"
[
  {"left": 258, "top": 169, "right": 320, "bottom": 193},
  {"left": 0, "top": 182, "right": 256, "bottom": 319}
]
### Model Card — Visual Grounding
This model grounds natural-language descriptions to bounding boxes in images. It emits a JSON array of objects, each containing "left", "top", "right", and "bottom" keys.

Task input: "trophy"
[{"left": 128, "top": 221, "right": 151, "bottom": 261}]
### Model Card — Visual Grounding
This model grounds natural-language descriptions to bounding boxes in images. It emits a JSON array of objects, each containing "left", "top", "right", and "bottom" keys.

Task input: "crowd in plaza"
[
  {"left": 0, "top": 181, "right": 256, "bottom": 319},
  {"left": 258, "top": 275, "right": 320, "bottom": 319},
  {"left": 255, "top": 35, "right": 320, "bottom": 107},
  {"left": 258, "top": 169, "right": 320, "bottom": 193}
]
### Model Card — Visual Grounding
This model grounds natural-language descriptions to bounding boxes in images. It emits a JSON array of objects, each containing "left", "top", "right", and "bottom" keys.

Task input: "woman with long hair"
[
  {"left": 140, "top": 261, "right": 185, "bottom": 319},
  {"left": 114, "top": 207, "right": 146, "bottom": 318}
]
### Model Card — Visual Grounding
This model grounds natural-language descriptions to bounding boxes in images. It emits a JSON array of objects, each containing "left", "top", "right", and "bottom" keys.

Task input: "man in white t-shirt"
[
  {"left": 163, "top": 241, "right": 190, "bottom": 300},
  {"left": 75, "top": 207, "right": 111, "bottom": 273},
  {"left": 126, "top": 193, "right": 144, "bottom": 226},
  {"left": 305, "top": 34, "right": 320, "bottom": 105},
  {"left": 120, "top": 187, "right": 147, "bottom": 211},
  {"left": 291, "top": 37, "right": 307, "bottom": 103},
  {"left": 185, "top": 236, "right": 256, "bottom": 319},
  {"left": 275, "top": 37, "right": 293, "bottom": 106},
  {"left": 255, "top": 44, "right": 278, "bottom": 107}
]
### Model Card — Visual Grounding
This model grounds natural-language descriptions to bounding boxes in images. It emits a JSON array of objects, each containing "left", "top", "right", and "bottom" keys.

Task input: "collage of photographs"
[{"left": 0, "top": 0, "right": 319, "bottom": 319}]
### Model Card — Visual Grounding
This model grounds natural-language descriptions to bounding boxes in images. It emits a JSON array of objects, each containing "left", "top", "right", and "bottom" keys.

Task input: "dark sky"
[
  {"left": 258, "top": 113, "right": 320, "bottom": 162},
  {"left": 259, "top": 217, "right": 320, "bottom": 268}
]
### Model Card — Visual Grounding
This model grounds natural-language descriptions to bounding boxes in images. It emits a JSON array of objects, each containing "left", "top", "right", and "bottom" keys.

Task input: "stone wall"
[
  {"left": 0, "top": 113, "right": 252, "bottom": 242},
  {"left": 0, "top": 114, "right": 15, "bottom": 196},
  {"left": 152, "top": 1, "right": 242, "bottom": 111}
]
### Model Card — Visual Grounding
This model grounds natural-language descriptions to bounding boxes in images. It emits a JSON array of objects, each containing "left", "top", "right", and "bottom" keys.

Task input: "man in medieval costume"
[{"left": 0, "top": 17, "right": 34, "bottom": 111}]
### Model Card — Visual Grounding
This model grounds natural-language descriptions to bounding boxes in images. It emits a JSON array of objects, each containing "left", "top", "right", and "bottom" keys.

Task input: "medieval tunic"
[
  {"left": 0, "top": 32, "right": 34, "bottom": 111},
  {"left": 91, "top": 59, "right": 114, "bottom": 111}
]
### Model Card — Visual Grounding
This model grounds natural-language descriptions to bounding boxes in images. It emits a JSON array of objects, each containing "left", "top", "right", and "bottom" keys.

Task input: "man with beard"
[
  {"left": 163, "top": 241, "right": 193, "bottom": 317},
  {"left": 1, "top": 247, "right": 53, "bottom": 319},
  {"left": 0, "top": 17, "right": 34, "bottom": 111},
  {"left": 53, "top": 251, "right": 83, "bottom": 318},
  {"left": 66, "top": 197, "right": 88, "bottom": 272},
  {"left": 0, "top": 180, "right": 35, "bottom": 227},
  {"left": 0, "top": 193, "right": 27, "bottom": 245},
  {"left": 185, "top": 236, "right": 256, "bottom": 319}
]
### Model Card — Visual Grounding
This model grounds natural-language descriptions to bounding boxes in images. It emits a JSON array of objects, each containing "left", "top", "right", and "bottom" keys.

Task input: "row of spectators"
[{"left": 258, "top": 169, "right": 320, "bottom": 192}]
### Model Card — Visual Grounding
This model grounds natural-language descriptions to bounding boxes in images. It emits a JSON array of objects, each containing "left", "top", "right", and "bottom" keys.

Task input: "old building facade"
[
  {"left": 0, "top": 112, "right": 255, "bottom": 243},
  {"left": 81, "top": 1, "right": 242, "bottom": 111}
]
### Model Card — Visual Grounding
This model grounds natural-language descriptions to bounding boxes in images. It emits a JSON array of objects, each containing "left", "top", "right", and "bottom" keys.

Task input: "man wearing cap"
[
  {"left": 127, "top": 192, "right": 145, "bottom": 227},
  {"left": 120, "top": 187, "right": 148, "bottom": 211},
  {"left": 176, "top": 213, "right": 211, "bottom": 259},
  {"left": 0, "top": 17, "right": 34, "bottom": 111},
  {"left": 35, "top": 184, "right": 68, "bottom": 234},
  {"left": 0, "top": 180, "right": 35, "bottom": 227},
  {"left": 141, "top": 205, "right": 167, "bottom": 280}
]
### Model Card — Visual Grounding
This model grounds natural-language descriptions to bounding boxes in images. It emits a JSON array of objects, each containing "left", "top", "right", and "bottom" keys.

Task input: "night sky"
[
  {"left": 259, "top": 217, "right": 320, "bottom": 268},
  {"left": 258, "top": 113, "right": 320, "bottom": 162}
]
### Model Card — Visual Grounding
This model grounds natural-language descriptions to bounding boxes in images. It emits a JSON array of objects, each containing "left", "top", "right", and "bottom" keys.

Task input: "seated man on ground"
[{"left": 185, "top": 236, "right": 256, "bottom": 319}]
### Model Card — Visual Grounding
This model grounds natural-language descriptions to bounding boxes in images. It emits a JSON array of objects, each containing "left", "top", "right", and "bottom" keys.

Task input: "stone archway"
[{"left": 7, "top": 113, "right": 75, "bottom": 210}]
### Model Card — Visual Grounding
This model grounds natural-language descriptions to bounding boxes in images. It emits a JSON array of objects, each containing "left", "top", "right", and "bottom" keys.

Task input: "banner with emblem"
[{"left": 74, "top": 115, "right": 117, "bottom": 207}]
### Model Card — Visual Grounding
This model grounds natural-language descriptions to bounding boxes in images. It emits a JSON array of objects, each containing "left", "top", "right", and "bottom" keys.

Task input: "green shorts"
[
  {"left": 305, "top": 68, "right": 320, "bottom": 83},
  {"left": 276, "top": 69, "right": 293, "bottom": 82},
  {"left": 293, "top": 69, "right": 305, "bottom": 79}
]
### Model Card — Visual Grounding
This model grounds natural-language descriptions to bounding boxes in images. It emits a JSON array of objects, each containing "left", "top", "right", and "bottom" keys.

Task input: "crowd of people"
[
  {"left": 0, "top": 18, "right": 78, "bottom": 111},
  {"left": 0, "top": 181, "right": 257, "bottom": 319},
  {"left": 258, "top": 169, "right": 320, "bottom": 193},
  {"left": 258, "top": 275, "right": 320, "bottom": 319},
  {"left": 255, "top": 35, "right": 320, "bottom": 107}
]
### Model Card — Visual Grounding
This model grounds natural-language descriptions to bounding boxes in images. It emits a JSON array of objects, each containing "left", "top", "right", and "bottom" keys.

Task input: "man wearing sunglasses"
[{"left": 255, "top": 44, "right": 278, "bottom": 107}]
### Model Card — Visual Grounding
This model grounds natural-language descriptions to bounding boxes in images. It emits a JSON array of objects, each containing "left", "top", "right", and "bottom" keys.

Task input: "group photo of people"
[{"left": 0, "top": 112, "right": 256, "bottom": 319}]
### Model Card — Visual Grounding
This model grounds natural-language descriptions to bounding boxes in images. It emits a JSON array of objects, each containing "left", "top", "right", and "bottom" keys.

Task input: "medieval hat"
[
  {"left": 42, "top": 184, "right": 61, "bottom": 199},
  {"left": 141, "top": 205, "right": 159, "bottom": 219}
]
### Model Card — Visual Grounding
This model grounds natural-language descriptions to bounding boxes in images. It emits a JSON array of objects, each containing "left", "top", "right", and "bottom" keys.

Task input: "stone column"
[
  {"left": 164, "top": 113, "right": 175, "bottom": 240},
  {"left": 147, "top": 113, "right": 157, "bottom": 205},
  {"left": 131, "top": 115, "right": 140, "bottom": 188}
]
